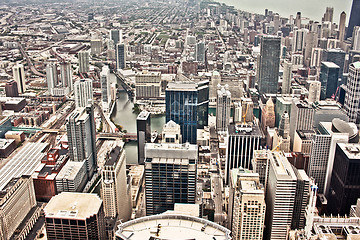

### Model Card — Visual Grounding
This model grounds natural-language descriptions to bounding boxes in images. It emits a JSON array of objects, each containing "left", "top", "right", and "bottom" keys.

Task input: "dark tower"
[{"left": 346, "top": 0, "right": 360, "bottom": 39}]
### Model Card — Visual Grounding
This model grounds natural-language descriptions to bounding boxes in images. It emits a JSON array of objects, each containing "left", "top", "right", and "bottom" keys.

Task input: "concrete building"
[
  {"left": 292, "top": 28, "right": 308, "bottom": 53},
  {"left": 44, "top": 192, "right": 106, "bottom": 240},
  {"left": 345, "top": 62, "right": 360, "bottom": 123},
  {"left": 66, "top": 105, "right": 97, "bottom": 178},
  {"left": 307, "top": 80, "right": 321, "bottom": 103},
  {"left": 74, "top": 79, "right": 93, "bottom": 108},
  {"left": 0, "top": 138, "right": 16, "bottom": 158},
  {"left": 136, "top": 111, "right": 151, "bottom": 165},
  {"left": 257, "top": 36, "right": 281, "bottom": 95},
  {"left": 289, "top": 99, "right": 314, "bottom": 148},
  {"left": 228, "top": 168, "right": 266, "bottom": 240},
  {"left": 261, "top": 98, "right": 275, "bottom": 133},
  {"left": 145, "top": 142, "right": 197, "bottom": 215},
  {"left": 101, "top": 142, "right": 131, "bottom": 221},
  {"left": 12, "top": 64, "right": 26, "bottom": 94},
  {"left": 110, "top": 29, "right": 121, "bottom": 45},
  {"left": 0, "top": 176, "right": 37, "bottom": 240},
  {"left": 216, "top": 84, "right": 231, "bottom": 132},
  {"left": 282, "top": 61, "right": 292, "bottom": 94},
  {"left": 55, "top": 161, "right": 87, "bottom": 193},
  {"left": 135, "top": 71, "right": 162, "bottom": 100},
  {"left": 59, "top": 62, "right": 73, "bottom": 92},
  {"left": 115, "top": 213, "right": 231, "bottom": 240},
  {"left": 308, "top": 119, "right": 357, "bottom": 195},
  {"left": 90, "top": 39, "right": 102, "bottom": 55},
  {"left": 100, "top": 66, "right": 110, "bottom": 110},
  {"left": 195, "top": 41, "right": 205, "bottom": 62},
  {"left": 339, "top": 11, "right": 346, "bottom": 42},
  {"left": 5, "top": 80, "right": 19, "bottom": 97},
  {"left": 225, "top": 122, "right": 263, "bottom": 184},
  {"left": 46, "top": 62, "right": 58, "bottom": 95},
  {"left": 161, "top": 120, "right": 182, "bottom": 144},
  {"left": 78, "top": 50, "right": 89, "bottom": 73}
]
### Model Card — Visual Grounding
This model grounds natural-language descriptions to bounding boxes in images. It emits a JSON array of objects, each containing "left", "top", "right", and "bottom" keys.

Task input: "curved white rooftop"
[{"left": 115, "top": 214, "right": 231, "bottom": 240}]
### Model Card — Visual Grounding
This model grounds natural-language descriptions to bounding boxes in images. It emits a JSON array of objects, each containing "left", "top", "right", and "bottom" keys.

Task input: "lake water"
[{"left": 216, "top": 0, "right": 352, "bottom": 23}]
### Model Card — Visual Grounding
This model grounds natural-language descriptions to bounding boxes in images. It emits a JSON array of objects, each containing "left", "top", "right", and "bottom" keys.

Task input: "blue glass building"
[{"left": 165, "top": 81, "right": 209, "bottom": 144}]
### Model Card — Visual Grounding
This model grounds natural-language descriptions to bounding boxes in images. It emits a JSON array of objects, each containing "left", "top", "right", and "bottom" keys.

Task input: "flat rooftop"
[
  {"left": 44, "top": 192, "right": 102, "bottom": 220},
  {"left": 228, "top": 123, "right": 263, "bottom": 137},
  {"left": 137, "top": 111, "right": 150, "bottom": 120},
  {"left": 0, "top": 142, "right": 48, "bottom": 191},
  {"left": 56, "top": 161, "right": 85, "bottom": 180},
  {"left": 116, "top": 214, "right": 231, "bottom": 240},
  {"left": 338, "top": 143, "right": 360, "bottom": 160}
]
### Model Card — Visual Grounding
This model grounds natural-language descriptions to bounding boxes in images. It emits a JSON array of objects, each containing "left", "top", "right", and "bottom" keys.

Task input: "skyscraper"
[
  {"left": 282, "top": 61, "right": 292, "bottom": 94},
  {"left": 319, "top": 61, "right": 340, "bottom": 100},
  {"left": 225, "top": 123, "right": 263, "bottom": 184},
  {"left": 78, "top": 50, "right": 89, "bottom": 73},
  {"left": 165, "top": 81, "right": 209, "bottom": 144},
  {"left": 346, "top": 0, "right": 360, "bottom": 39},
  {"left": 110, "top": 29, "right": 121, "bottom": 45},
  {"left": 345, "top": 62, "right": 360, "bottom": 122},
  {"left": 257, "top": 36, "right": 281, "bottom": 95},
  {"left": 144, "top": 142, "right": 197, "bottom": 215},
  {"left": 353, "top": 26, "right": 360, "bottom": 51},
  {"left": 12, "top": 64, "right": 26, "bottom": 94},
  {"left": 59, "top": 62, "right": 73, "bottom": 91},
  {"left": 339, "top": 11, "right": 346, "bottom": 42},
  {"left": 100, "top": 65, "right": 110, "bottom": 110},
  {"left": 116, "top": 43, "right": 126, "bottom": 70},
  {"left": 74, "top": 79, "right": 93, "bottom": 108},
  {"left": 195, "top": 41, "right": 205, "bottom": 62},
  {"left": 228, "top": 169, "right": 266, "bottom": 240},
  {"left": 216, "top": 84, "right": 231, "bottom": 132},
  {"left": 295, "top": 12, "right": 302, "bottom": 28},
  {"left": 292, "top": 28, "right": 308, "bottom": 53},
  {"left": 5, "top": 80, "right": 19, "bottom": 97},
  {"left": 328, "top": 143, "right": 360, "bottom": 215},
  {"left": 323, "top": 7, "right": 334, "bottom": 23},
  {"left": 136, "top": 111, "right": 151, "bottom": 165},
  {"left": 44, "top": 192, "right": 106, "bottom": 240},
  {"left": 260, "top": 98, "right": 275, "bottom": 133},
  {"left": 66, "top": 105, "right": 97, "bottom": 178},
  {"left": 322, "top": 49, "right": 345, "bottom": 82},
  {"left": 46, "top": 62, "right": 58, "bottom": 95},
  {"left": 101, "top": 142, "right": 132, "bottom": 221}
]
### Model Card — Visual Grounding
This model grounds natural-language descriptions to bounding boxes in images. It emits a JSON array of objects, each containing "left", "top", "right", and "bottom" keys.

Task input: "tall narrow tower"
[
  {"left": 346, "top": 0, "right": 360, "bottom": 39},
  {"left": 216, "top": 84, "right": 231, "bottom": 132}
]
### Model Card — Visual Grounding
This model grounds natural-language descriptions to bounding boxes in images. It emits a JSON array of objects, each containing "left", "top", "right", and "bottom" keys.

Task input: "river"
[{"left": 110, "top": 74, "right": 165, "bottom": 164}]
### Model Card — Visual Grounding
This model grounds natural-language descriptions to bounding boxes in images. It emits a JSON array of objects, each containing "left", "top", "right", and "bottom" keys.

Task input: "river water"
[{"left": 110, "top": 74, "right": 165, "bottom": 164}]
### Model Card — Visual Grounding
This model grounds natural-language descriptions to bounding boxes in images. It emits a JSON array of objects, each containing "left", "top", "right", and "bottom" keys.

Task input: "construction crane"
[
  {"left": 271, "top": 139, "right": 283, "bottom": 152},
  {"left": 242, "top": 103, "right": 249, "bottom": 124}
]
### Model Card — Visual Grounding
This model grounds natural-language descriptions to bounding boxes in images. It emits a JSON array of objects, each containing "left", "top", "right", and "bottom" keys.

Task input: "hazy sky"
[{"left": 217, "top": 0, "right": 353, "bottom": 23}]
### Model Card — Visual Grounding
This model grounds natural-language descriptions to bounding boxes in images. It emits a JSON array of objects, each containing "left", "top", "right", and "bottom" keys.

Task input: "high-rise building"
[
  {"left": 323, "top": 7, "right": 334, "bottom": 22},
  {"left": 264, "top": 151, "right": 310, "bottom": 240},
  {"left": 310, "top": 48, "right": 323, "bottom": 67},
  {"left": 319, "top": 61, "right": 340, "bottom": 100},
  {"left": 282, "top": 61, "right": 292, "bottom": 94},
  {"left": 307, "top": 80, "right": 321, "bottom": 103},
  {"left": 339, "top": 11, "right": 346, "bottom": 41},
  {"left": 144, "top": 142, "right": 197, "bottom": 215},
  {"left": 78, "top": 50, "right": 90, "bottom": 73},
  {"left": 116, "top": 43, "right": 126, "bottom": 70},
  {"left": 252, "top": 150, "right": 270, "bottom": 191},
  {"left": 257, "top": 36, "right": 281, "bottom": 95},
  {"left": 135, "top": 71, "right": 161, "bottom": 100},
  {"left": 195, "top": 41, "right": 205, "bottom": 62},
  {"left": 161, "top": 120, "right": 182, "bottom": 144},
  {"left": 12, "top": 64, "right": 26, "bottom": 94},
  {"left": 304, "top": 32, "right": 318, "bottom": 65},
  {"left": 59, "top": 62, "right": 73, "bottom": 91},
  {"left": 44, "top": 192, "right": 106, "bottom": 240},
  {"left": 225, "top": 123, "right": 263, "bottom": 184},
  {"left": 295, "top": 12, "right": 302, "bottom": 28},
  {"left": 345, "top": 62, "right": 360, "bottom": 122},
  {"left": 66, "top": 105, "right": 97, "bottom": 178},
  {"left": 136, "top": 111, "right": 151, "bottom": 165},
  {"left": 101, "top": 142, "right": 131, "bottom": 221},
  {"left": 110, "top": 29, "right": 121, "bottom": 45},
  {"left": 322, "top": 49, "right": 345, "bottom": 82},
  {"left": 307, "top": 120, "right": 357, "bottom": 194},
  {"left": 100, "top": 66, "right": 110, "bottom": 110},
  {"left": 46, "top": 62, "right": 58, "bottom": 94},
  {"left": 228, "top": 169, "right": 266, "bottom": 240},
  {"left": 260, "top": 98, "right": 275, "bottom": 133},
  {"left": 292, "top": 28, "right": 308, "bottom": 53},
  {"left": 90, "top": 39, "right": 102, "bottom": 55},
  {"left": 74, "top": 79, "right": 93, "bottom": 108},
  {"left": 0, "top": 176, "right": 37, "bottom": 240},
  {"left": 353, "top": 26, "right": 360, "bottom": 51},
  {"left": 289, "top": 99, "right": 314, "bottom": 148},
  {"left": 328, "top": 143, "right": 360, "bottom": 215},
  {"left": 346, "top": 0, "right": 360, "bottom": 39},
  {"left": 273, "top": 111, "right": 291, "bottom": 152},
  {"left": 5, "top": 80, "right": 19, "bottom": 97},
  {"left": 165, "top": 81, "right": 209, "bottom": 144},
  {"left": 216, "top": 84, "right": 231, "bottom": 132}
]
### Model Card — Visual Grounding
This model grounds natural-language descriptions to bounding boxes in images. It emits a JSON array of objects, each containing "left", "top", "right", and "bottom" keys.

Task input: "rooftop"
[
  {"left": 44, "top": 192, "right": 102, "bottom": 220},
  {"left": 137, "top": 111, "right": 150, "bottom": 121},
  {"left": 351, "top": 62, "right": 360, "bottom": 69},
  {"left": 338, "top": 143, "right": 360, "bottom": 160},
  {"left": 0, "top": 142, "right": 48, "bottom": 191},
  {"left": 115, "top": 214, "right": 231, "bottom": 240},
  {"left": 56, "top": 161, "right": 85, "bottom": 180},
  {"left": 228, "top": 123, "right": 263, "bottom": 137},
  {"left": 322, "top": 61, "right": 340, "bottom": 68}
]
